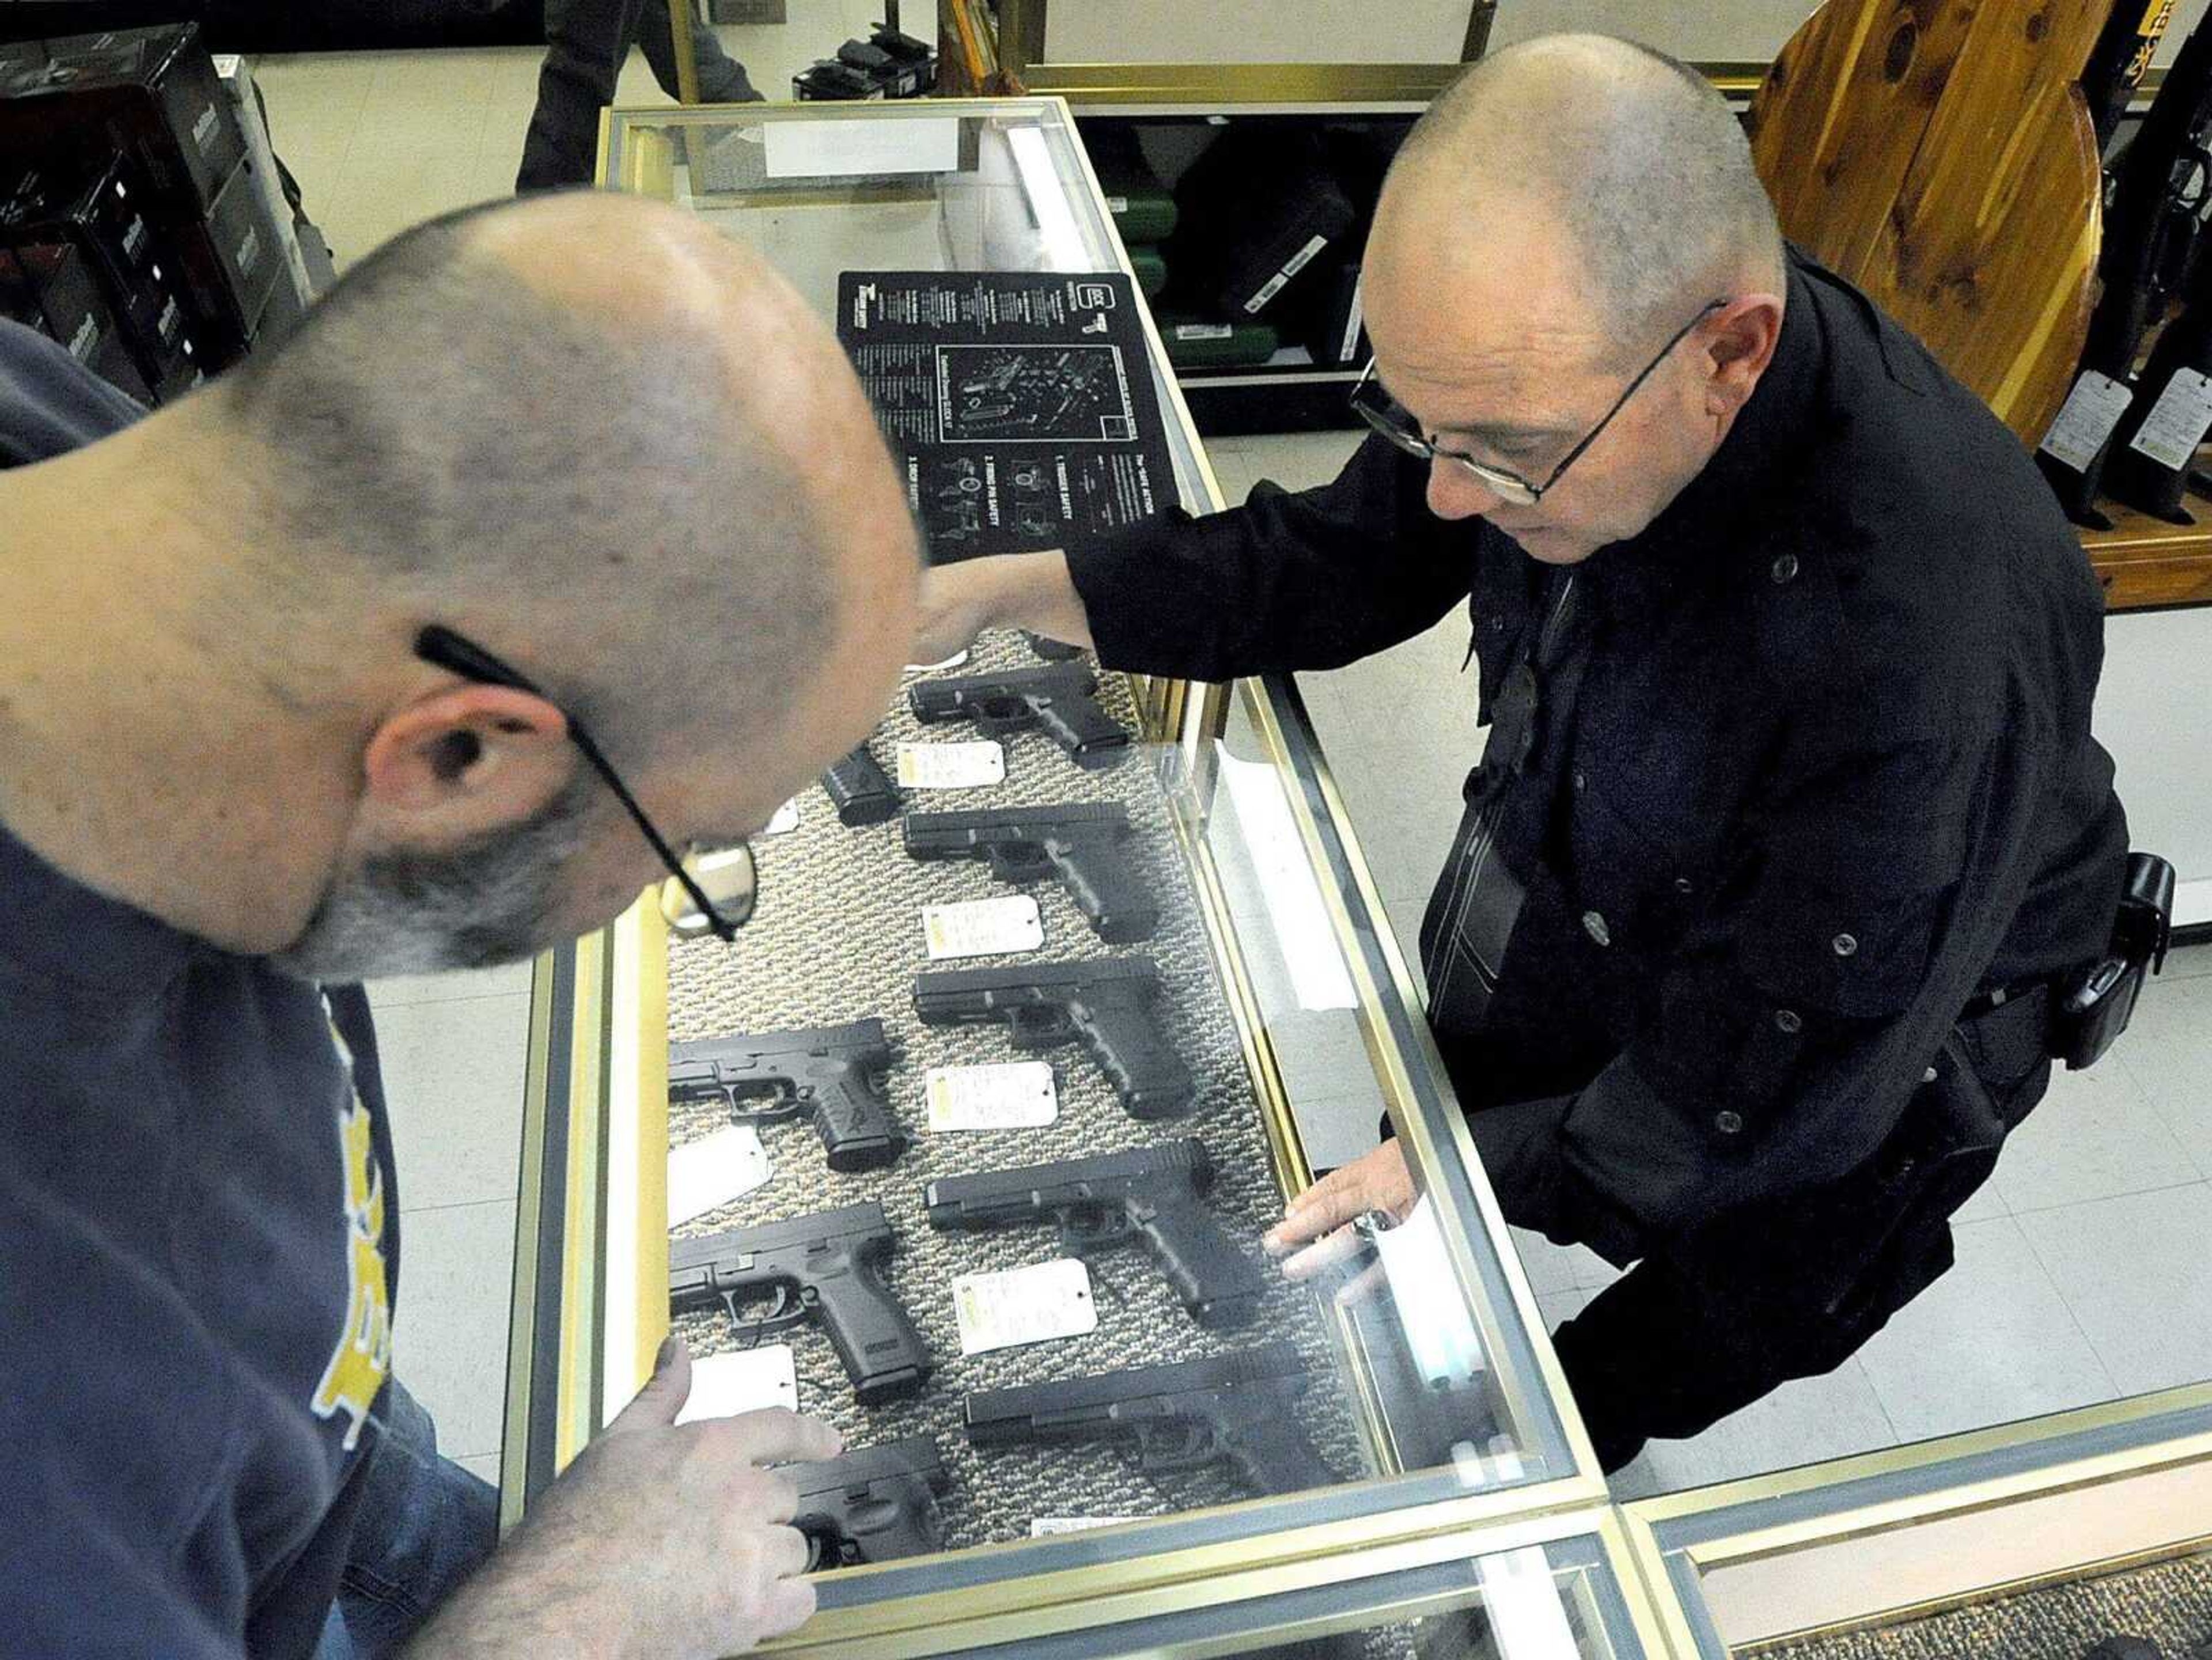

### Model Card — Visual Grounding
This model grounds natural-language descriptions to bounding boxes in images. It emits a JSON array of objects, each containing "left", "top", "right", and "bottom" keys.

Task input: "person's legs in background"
[
  {"left": 635, "top": 0, "right": 763, "bottom": 104},
  {"left": 317, "top": 1379, "right": 500, "bottom": 1660},
  {"left": 517, "top": 0, "right": 652, "bottom": 191}
]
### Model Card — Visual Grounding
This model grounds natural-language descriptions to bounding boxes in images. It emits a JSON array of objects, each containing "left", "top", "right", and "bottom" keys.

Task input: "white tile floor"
[{"left": 257, "top": 36, "right": 2212, "bottom": 1503}]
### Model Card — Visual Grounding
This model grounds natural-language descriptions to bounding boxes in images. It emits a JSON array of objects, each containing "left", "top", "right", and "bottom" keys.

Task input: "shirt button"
[
  {"left": 1714, "top": 1110, "right": 1745, "bottom": 1135},
  {"left": 1582, "top": 910, "right": 1611, "bottom": 946},
  {"left": 1775, "top": 1007, "right": 1803, "bottom": 1034},
  {"left": 1923, "top": 1066, "right": 1940, "bottom": 1084},
  {"left": 1673, "top": 876, "right": 1694, "bottom": 895},
  {"left": 1572, "top": 769, "right": 1587, "bottom": 792},
  {"left": 1771, "top": 552, "right": 1800, "bottom": 584}
]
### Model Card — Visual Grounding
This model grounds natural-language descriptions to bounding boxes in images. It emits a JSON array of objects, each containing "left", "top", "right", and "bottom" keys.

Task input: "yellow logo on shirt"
[{"left": 312, "top": 1024, "right": 392, "bottom": 1451}]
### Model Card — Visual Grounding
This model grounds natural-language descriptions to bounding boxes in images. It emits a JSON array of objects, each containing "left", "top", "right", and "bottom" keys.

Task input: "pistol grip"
[
  {"left": 1077, "top": 990, "right": 1195, "bottom": 1119},
  {"left": 1051, "top": 842, "right": 1158, "bottom": 943},
  {"left": 1229, "top": 1403, "right": 1336, "bottom": 1496},
  {"left": 1141, "top": 1202, "right": 1267, "bottom": 1328},
  {"left": 813, "top": 1252, "right": 931, "bottom": 1404},
  {"left": 1036, "top": 693, "right": 1132, "bottom": 770},
  {"left": 814, "top": 1062, "right": 908, "bottom": 1172}
]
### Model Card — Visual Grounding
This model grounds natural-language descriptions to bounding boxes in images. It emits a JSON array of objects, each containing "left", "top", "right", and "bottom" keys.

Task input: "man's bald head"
[
  {"left": 177, "top": 190, "right": 919, "bottom": 974},
  {"left": 1382, "top": 34, "right": 1784, "bottom": 361},
  {"left": 210, "top": 189, "right": 914, "bottom": 766}
]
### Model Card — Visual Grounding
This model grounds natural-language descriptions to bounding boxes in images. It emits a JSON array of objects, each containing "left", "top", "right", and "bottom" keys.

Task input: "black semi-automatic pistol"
[
  {"left": 669, "top": 1202, "right": 930, "bottom": 1404},
  {"left": 925, "top": 1138, "right": 1265, "bottom": 1327},
  {"left": 911, "top": 954, "right": 1194, "bottom": 1119},
  {"left": 903, "top": 801, "right": 1157, "bottom": 942},
  {"left": 670, "top": 1019, "right": 906, "bottom": 1172},
  {"left": 794, "top": 1436, "right": 950, "bottom": 1567},
  {"left": 907, "top": 661, "right": 1131, "bottom": 769},
  {"left": 964, "top": 1342, "right": 1335, "bottom": 1496}
]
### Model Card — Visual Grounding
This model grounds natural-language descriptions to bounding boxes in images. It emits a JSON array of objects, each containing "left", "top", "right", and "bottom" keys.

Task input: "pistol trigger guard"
[
  {"left": 729, "top": 1284, "right": 809, "bottom": 1344},
  {"left": 988, "top": 846, "right": 1049, "bottom": 881},
  {"left": 726, "top": 1083, "right": 802, "bottom": 1127},
  {"left": 1133, "top": 1423, "right": 1215, "bottom": 1476},
  {"left": 1059, "top": 1206, "right": 1126, "bottom": 1256},
  {"left": 1010, "top": 1007, "right": 1070, "bottom": 1046}
]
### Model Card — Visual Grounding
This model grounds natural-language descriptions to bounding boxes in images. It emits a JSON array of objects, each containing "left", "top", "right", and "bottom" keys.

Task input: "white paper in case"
[
  {"left": 666, "top": 1125, "right": 772, "bottom": 1224},
  {"left": 676, "top": 1346, "right": 800, "bottom": 1424},
  {"left": 897, "top": 741, "right": 1006, "bottom": 790},
  {"left": 923, "top": 895, "right": 1045, "bottom": 959},
  {"left": 1030, "top": 1515, "right": 1142, "bottom": 1536},
  {"left": 927, "top": 1062, "right": 1059, "bottom": 1131},
  {"left": 954, "top": 1259, "right": 1099, "bottom": 1355}
]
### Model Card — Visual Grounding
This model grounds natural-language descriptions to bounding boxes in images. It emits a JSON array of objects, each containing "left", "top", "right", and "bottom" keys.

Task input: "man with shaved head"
[
  {"left": 920, "top": 35, "right": 2130, "bottom": 1470},
  {"left": 0, "top": 190, "right": 917, "bottom": 1655}
]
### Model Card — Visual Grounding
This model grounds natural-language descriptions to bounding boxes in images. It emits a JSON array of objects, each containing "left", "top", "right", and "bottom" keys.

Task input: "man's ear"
[
  {"left": 1701, "top": 291, "right": 1785, "bottom": 418},
  {"left": 360, "top": 684, "right": 572, "bottom": 828}
]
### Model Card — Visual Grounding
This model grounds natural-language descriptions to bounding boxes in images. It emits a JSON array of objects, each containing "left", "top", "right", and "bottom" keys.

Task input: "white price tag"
[
  {"left": 762, "top": 799, "right": 801, "bottom": 836},
  {"left": 1105, "top": 195, "right": 1129, "bottom": 214},
  {"left": 2039, "top": 370, "right": 2135, "bottom": 472},
  {"left": 1244, "top": 233, "right": 1330, "bottom": 313},
  {"left": 926, "top": 1062, "right": 1059, "bottom": 1131},
  {"left": 923, "top": 895, "right": 1044, "bottom": 960},
  {"left": 1031, "top": 1515, "right": 1142, "bottom": 1536},
  {"left": 2128, "top": 367, "right": 2212, "bottom": 472},
  {"left": 1173, "top": 323, "right": 1233, "bottom": 342},
  {"left": 954, "top": 1259, "right": 1098, "bottom": 1355},
  {"left": 897, "top": 741, "right": 1005, "bottom": 790},
  {"left": 905, "top": 649, "right": 970, "bottom": 674},
  {"left": 667, "top": 1125, "right": 771, "bottom": 1224},
  {"left": 676, "top": 1346, "right": 800, "bottom": 1424}
]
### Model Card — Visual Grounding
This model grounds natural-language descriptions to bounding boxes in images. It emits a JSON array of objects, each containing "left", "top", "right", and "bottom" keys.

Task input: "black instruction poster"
[{"left": 836, "top": 270, "right": 1178, "bottom": 562}]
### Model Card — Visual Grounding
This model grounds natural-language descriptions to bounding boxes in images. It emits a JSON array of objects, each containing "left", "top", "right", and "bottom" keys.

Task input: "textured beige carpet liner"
[{"left": 667, "top": 631, "right": 1372, "bottom": 1551}]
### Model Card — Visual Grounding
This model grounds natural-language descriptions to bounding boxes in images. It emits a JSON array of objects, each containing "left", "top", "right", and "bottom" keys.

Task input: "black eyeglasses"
[
  {"left": 414, "top": 625, "right": 753, "bottom": 943},
  {"left": 1351, "top": 298, "right": 1729, "bottom": 506}
]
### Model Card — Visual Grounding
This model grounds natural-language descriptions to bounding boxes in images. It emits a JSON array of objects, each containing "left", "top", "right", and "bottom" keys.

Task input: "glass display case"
[
  {"left": 1620, "top": 1386, "right": 2212, "bottom": 1658},
  {"left": 501, "top": 96, "right": 1611, "bottom": 1655},
  {"left": 497, "top": 95, "right": 2212, "bottom": 1658}
]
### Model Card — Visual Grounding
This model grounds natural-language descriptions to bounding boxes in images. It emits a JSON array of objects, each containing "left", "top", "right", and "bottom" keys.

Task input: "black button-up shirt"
[{"left": 1067, "top": 251, "right": 2128, "bottom": 1264}]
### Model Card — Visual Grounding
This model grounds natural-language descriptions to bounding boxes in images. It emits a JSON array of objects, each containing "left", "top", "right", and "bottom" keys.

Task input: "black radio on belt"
[{"left": 2051, "top": 851, "right": 2175, "bottom": 1071}]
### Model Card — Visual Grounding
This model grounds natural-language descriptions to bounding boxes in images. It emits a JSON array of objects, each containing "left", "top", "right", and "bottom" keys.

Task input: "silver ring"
[{"left": 1350, "top": 1208, "right": 1397, "bottom": 1246}]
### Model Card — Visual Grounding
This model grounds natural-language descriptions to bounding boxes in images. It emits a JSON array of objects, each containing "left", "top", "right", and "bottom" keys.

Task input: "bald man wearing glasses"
[
  {"left": 916, "top": 35, "right": 2130, "bottom": 1473},
  {"left": 0, "top": 190, "right": 916, "bottom": 1659}
]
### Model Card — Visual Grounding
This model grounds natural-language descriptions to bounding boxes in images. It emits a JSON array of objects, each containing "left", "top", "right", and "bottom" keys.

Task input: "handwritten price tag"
[
  {"left": 897, "top": 741, "right": 1005, "bottom": 790},
  {"left": 926, "top": 1062, "right": 1058, "bottom": 1131},
  {"left": 923, "top": 896, "right": 1043, "bottom": 960},
  {"left": 954, "top": 1259, "right": 1098, "bottom": 1356}
]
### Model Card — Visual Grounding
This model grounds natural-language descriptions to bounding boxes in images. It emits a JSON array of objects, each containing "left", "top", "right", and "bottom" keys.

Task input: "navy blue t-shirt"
[{"left": 1, "top": 318, "right": 400, "bottom": 1658}]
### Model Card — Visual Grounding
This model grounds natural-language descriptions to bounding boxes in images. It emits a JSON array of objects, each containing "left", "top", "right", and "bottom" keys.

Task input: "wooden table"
[{"left": 2084, "top": 499, "right": 2212, "bottom": 610}]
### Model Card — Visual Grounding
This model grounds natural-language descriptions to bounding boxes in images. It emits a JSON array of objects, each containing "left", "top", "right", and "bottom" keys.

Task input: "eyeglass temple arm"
[{"left": 414, "top": 626, "right": 738, "bottom": 943}]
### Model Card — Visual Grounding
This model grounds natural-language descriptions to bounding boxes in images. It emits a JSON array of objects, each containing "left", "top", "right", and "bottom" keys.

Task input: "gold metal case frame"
[{"left": 487, "top": 95, "right": 2212, "bottom": 1660}]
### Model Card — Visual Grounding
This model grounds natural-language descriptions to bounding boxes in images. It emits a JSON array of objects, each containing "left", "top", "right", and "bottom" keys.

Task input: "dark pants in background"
[
  {"left": 517, "top": 0, "right": 760, "bottom": 191},
  {"left": 1527, "top": 992, "right": 2056, "bottom": 1472}
]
